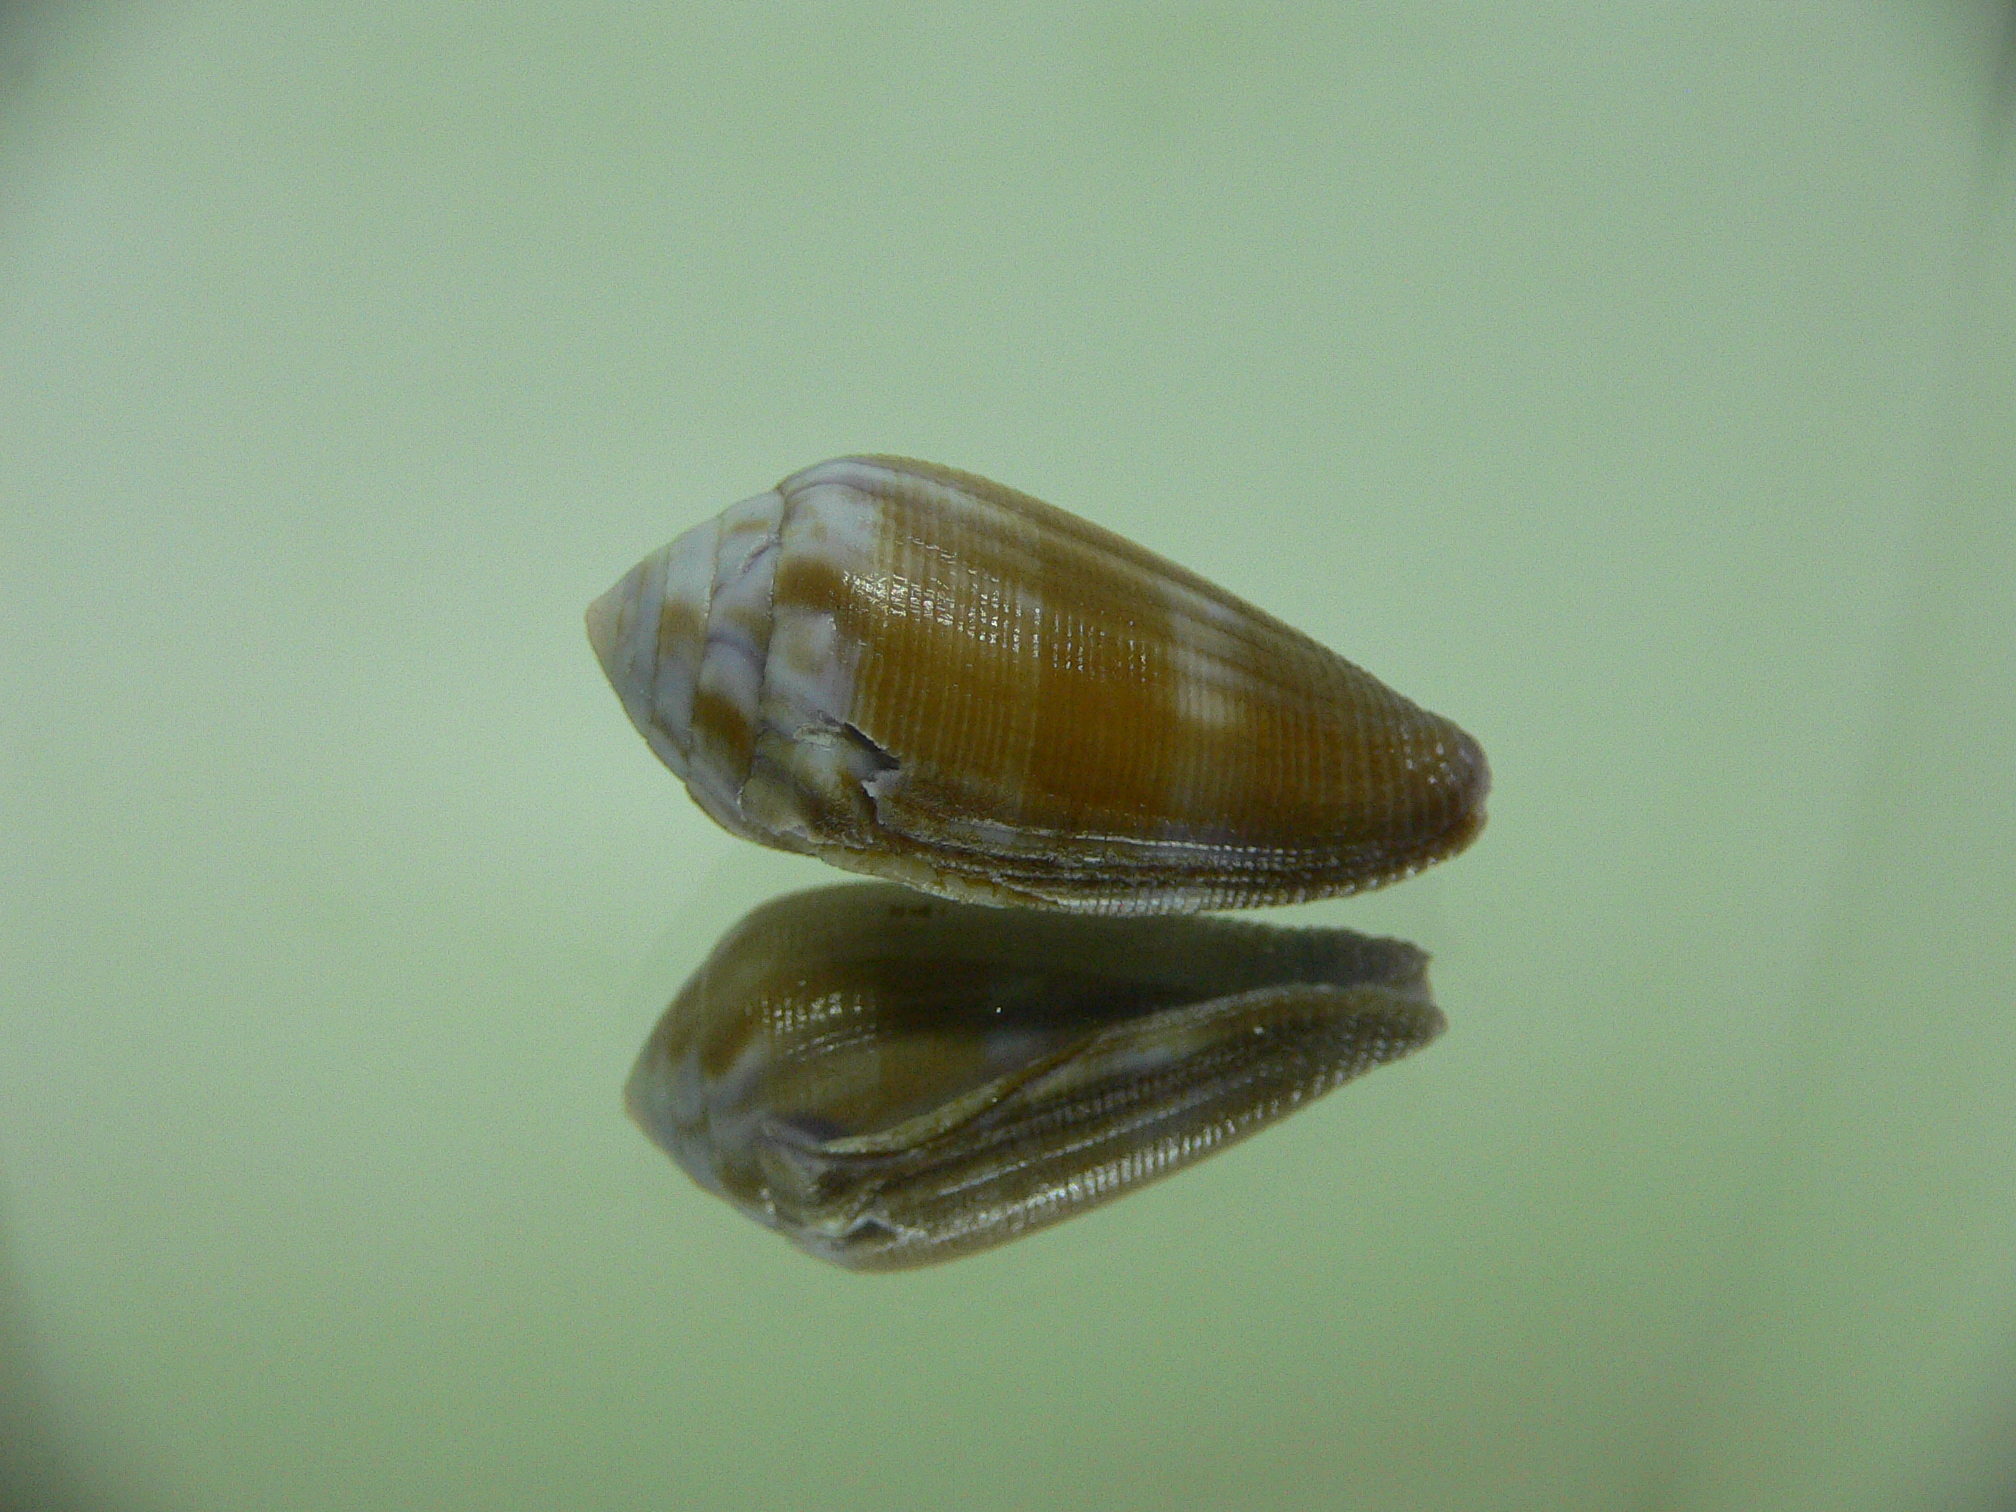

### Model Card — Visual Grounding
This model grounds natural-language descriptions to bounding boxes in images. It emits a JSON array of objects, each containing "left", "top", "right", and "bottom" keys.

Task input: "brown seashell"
[
  {"left": 588, "top": 456, "right": 1487, "bottom": 913},
  {"left": 625, "top": 882, "right": 1445, "bottom": 1270}
]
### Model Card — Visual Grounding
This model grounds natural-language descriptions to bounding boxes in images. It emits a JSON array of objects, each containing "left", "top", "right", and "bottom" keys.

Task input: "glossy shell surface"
[
  {"left": 626, "top": 883, "right": 1444, "bottom": 1270},
  {"left": 588, "top": 456, "right": 1487, "bottom": 913}
]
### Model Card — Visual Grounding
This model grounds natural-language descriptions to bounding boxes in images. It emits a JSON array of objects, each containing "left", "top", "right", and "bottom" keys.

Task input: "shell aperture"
[{"left": 588, "top": 456, "right": 1488, "bottom": 913}]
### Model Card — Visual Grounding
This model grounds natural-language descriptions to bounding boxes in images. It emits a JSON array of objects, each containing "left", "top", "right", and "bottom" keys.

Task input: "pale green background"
[{"left": 4, "top": 3, "right": 2015, "bottom": 1509}]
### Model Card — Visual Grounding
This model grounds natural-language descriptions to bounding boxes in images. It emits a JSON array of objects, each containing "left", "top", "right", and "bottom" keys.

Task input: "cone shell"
[
  {"left": 627, "top": 883, "right": 1444, "bottom": 1270},
  {"left": 588, "top": 456, "right": 1487, "bottom": 913}
]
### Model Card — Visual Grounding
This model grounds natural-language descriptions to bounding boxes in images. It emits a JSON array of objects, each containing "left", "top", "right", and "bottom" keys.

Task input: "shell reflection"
[{"left": 627, "top": 883, "right": 1445, "bottom": 1270}]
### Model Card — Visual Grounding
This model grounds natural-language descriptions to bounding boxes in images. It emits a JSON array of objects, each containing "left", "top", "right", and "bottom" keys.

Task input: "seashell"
[
  {"left": 626, "top": 882, "right": 1444, "bottom": 1270},
  {"left": 587, "top": 456, "right": 1487, "bottom": 913}
]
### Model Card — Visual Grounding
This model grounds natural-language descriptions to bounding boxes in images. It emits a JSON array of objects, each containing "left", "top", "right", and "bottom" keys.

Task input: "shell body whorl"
[{"left": 588, "top": 456, "right": 1487, "bottom": 913}]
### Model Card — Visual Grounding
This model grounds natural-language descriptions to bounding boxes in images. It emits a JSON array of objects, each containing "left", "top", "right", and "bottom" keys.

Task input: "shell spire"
[{"left": 589, "top": 456, "right": 1487, "bottom": 913}]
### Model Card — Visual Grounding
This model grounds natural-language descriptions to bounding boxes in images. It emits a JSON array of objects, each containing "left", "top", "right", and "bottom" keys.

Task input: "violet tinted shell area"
[{"left": 588, "top": 456, "right": 1488, "bottom": 913}]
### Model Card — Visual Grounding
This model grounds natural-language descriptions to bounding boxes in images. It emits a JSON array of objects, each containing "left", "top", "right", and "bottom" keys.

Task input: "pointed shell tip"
[{"left": 585, "top": 575, "right": 628, "bottom": 679}]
